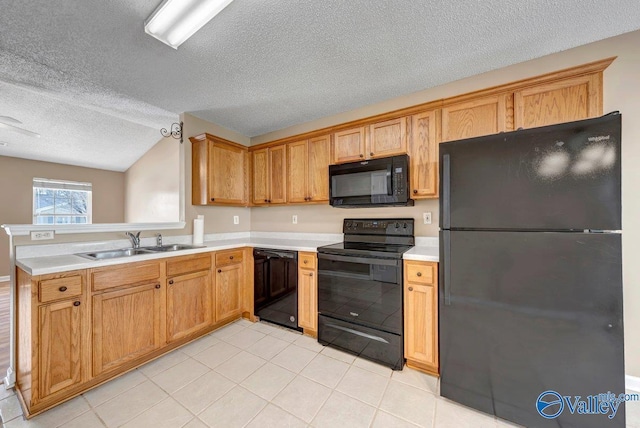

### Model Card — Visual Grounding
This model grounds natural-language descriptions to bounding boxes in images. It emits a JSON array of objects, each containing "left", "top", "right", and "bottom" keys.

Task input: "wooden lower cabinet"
[
  {"left": 297, "top": 252, "right": 317, "bottom": 336},
  {"left": 38, "top": 298, "right": 84, "bottom": 398},
  {"left": 16, "top": 268, "right": 90, "bottom": 411},
  {"left": 403, "top": 260, "right": 439, "bottom": 375},
  {"left": 92, "top": 282, "right": 163, "bottom": 376},
  {"left": 215, "top": 253, "right": 243, "bottom": 323},
  {"left": 166, "top": 270, "right": 213, "bottom": 342}
]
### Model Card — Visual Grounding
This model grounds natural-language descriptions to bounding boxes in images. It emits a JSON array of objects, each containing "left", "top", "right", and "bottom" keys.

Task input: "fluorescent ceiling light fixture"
[{"left": 145, "top": 0, "right": 235, "bottom": 49}]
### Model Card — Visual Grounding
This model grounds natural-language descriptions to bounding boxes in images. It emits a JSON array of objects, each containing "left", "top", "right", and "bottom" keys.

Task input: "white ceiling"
[{"left": 1, "top": 0, "right": 639, "bottom": 171}]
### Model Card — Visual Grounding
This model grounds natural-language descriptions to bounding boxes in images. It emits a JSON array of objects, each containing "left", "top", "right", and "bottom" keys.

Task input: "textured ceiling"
[{"left": 1, "top": 0, "right": 640, "bottom": 171}]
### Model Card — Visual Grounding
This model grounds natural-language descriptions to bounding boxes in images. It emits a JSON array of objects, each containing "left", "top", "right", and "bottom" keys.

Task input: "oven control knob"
[
  {"left": 403, "top": 223, "right": 407, "bottom": 228},
  {"left": 395, "top": 222, "right": 400, "bottom": 228},
  {"left": 346, "top": 222, "right": 351, "bottom": 228}
]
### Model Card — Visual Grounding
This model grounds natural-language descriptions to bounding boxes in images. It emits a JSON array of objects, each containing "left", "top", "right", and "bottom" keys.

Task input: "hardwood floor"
[{"left": 0, "top": 280, "right": 9, "bottom": 383}]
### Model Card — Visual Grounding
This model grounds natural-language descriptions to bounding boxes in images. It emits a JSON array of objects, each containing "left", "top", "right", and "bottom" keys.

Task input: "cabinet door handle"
[
  {"left": 155, "top": 284, "right": 161, "bottom": 289},
  {"left": 59, "top": 286, "right": 67, "bottom": 292},
  {"left": 408, "top": 287, "right": 413, "bottom": 291},
  {"left": 210, "top": 198, "right": 215, "bottom": 202},
  {"left": 416, "top": 272, "right": 422, "bottom": 277},
  {"left": 309, "top": 272, "right": 313, "bottom": 277},
  {"left": 370, "top": 152, "right": 374, "bottom": 156},
  {"left": 217, "top": 269, "right": 222, "bottom": 273},
  {"left": 168, "top": 280, "right": 174, "bottom": 285},
  {"left": 73, "top": 301, "right": 81, "bottom": 306},
  {"left": 264, "top": 199, "right": 268, "bottom": 203},
  {"left": 359, "top": 154, "right": 364, "bottom": 158},
  {"left": 413, "top": 189, "right": 418, "bottom": 194}
]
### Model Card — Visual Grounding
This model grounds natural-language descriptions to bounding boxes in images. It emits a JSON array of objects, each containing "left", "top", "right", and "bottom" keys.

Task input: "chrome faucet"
[
  {"left": 156, "top": 233, "right": 163, "bottom": 247},
  {"left": 126, "top": 231, "right": 141, "bottom": 249}
]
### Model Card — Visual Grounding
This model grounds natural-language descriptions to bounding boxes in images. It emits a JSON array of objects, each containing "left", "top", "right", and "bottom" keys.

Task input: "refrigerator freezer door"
[
  {"left": 439, "top": 231, "right": 625, "bottom": 428},
  {"left": 440, "top": 114, "right": 621, "bottom": 231}
]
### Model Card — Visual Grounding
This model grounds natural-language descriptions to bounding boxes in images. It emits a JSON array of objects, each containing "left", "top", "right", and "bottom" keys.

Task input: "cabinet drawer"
[
  {"left": 39, "top": 275, "right": 83, "bottom": 303},
  {"left": 167, "top": 253, "right": 212, "bottom": 277},
  {"left": 405, "top": 262, "right": 435, "bottom": 285},
  {"left": 215, "top": 249, "right": 243, "bottom": 267},
  {"left": 299, "top": 252, "right": 316, "bottom": 270},
  {"left": 92, "top": 261, "right": 161, "bottom": 292}
]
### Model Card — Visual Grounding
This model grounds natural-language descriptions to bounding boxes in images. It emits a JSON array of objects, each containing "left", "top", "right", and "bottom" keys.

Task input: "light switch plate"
[
  {"left": 31, "top": 230, "right": 54, "bottom": 240},
  {"left": 233, "top": 215, "right": 239, "bottom": 225}
]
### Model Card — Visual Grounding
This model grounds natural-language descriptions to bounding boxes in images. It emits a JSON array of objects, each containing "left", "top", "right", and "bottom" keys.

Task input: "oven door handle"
[{"left": 317, "top": 252, "right": 401, "bottom": 267}]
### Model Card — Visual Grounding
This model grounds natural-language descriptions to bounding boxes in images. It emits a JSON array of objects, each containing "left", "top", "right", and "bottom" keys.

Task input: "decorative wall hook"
[{"left": 161, "top": 121, "right": 183, "bottom": 143}]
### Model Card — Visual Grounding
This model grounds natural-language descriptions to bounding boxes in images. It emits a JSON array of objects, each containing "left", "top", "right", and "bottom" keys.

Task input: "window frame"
[{"left": 32, "top": 178, "right": 93, "bottom": 225}]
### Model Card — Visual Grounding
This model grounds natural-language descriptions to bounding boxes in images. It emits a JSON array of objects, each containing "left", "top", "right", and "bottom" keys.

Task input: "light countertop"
[{"left": 17, "top": 235, "right": 440, "bottom": 276}]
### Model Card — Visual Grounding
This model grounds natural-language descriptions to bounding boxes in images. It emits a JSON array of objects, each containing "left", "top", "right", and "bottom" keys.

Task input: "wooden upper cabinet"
[
  {"left": 252, "top": 148, "right": 269, "bottom": 205},
  {"left": 369, "top": 117, "right": 407, "bottom": 158},
  {"left": 408, "top": 110, "right": 440, "bottom": 198},
  {"left": 333, "top": 127, "right": 366, "bottom": 163},
  {"left": 287, "top": 140, "right": 309, "bottom": 204},
  {"left": 287, "top": 134, "right": 331, "bottom": 203},
  {"left": 251, "top": 145, "right": 287, "bottom": 205},
  {"left": 514, "top": 74, "right": 602, "bottom": 129},
  {"left": 269, "top": 145, "right": 287, "bottom": 204},
  {"left": 307, "top": 135, "right": 331, "bottom": 202},
  {"left": 441, "top": 94, "right": 510, "bottom": 142},
  {"left": 191, "top": 133, "right": 249, "bottom": 206}
]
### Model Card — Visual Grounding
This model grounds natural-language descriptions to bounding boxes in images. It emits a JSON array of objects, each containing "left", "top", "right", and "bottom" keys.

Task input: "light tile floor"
[{"left": 0, "top": 319, "right": 638, "bottom": 428}]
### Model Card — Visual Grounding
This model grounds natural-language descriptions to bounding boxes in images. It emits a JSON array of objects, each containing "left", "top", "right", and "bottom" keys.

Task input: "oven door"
[{"left": 317, "top": 252, "right": 402, "bottom": 334}]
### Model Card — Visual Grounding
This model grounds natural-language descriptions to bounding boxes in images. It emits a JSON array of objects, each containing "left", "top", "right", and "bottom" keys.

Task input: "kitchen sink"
[
  {"left": 78, "top": 248, "right": 156, "bottom": 260},
  {"left": 143, "top": 244, "right": 204, "bottom": 252}
]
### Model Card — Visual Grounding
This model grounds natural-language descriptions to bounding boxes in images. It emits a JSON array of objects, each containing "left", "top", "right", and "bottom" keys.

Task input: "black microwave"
[{"left": 329, "top": 154, "right": 413, "bottom": 208}]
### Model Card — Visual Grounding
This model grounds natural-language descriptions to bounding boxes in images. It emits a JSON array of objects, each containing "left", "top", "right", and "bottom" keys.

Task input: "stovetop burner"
[{"left": 317, "top": 218, "right": 415, "bottom": 259}]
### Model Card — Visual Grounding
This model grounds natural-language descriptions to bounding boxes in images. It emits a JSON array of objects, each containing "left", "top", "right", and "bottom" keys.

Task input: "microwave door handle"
[{"left": 387, "top": 166, "right": 393, "bottom": 196}]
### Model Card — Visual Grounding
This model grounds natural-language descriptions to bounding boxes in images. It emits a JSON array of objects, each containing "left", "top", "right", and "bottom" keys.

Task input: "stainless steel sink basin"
[
  {"left": 78, "top": 248, "right": 155, "bottom": 260},
  {"left": 143, "top": 244, "right": 204, "bottom": 252}
]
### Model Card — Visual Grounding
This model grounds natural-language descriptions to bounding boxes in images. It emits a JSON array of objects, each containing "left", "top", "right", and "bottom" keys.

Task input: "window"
[{"left": 33, "top": 178, "right": 92, "bottom": 225}]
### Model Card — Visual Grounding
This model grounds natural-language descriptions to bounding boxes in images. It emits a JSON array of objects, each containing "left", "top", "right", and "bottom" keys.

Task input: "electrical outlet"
[
  {"left": 31, "top": 230, "right": 54, "bottom": 240},
  {"left": 423, "top": 212, "right": 432, "bottom": 225},
  {"left": 233, "top": 215, "right": 239, "bottom": 225},
  {"left": 292, "top": 215, "right": 298, "bottom": 224}
]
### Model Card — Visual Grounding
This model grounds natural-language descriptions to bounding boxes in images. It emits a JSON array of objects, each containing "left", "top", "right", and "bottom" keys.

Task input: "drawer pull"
[
  {"left": 218, "top": 269, "right": 222, "bottom": 273},
  {"left": 303, "top": 260, "right": 308, "bottom": 264},
  {"left": 73, "top": 301, "right": 81, "bottom": 306},
  {"left": 416, "top": 272, "right": 422, "bottom": 277},
  {"left": 168, "top": 280, "right": 174, "bottom": 285},
  {"left": 59, "top": 286, "right": 67, "bottom": 292},
  {"left": 155, "top": 284, "right": 161, "bottom": 289},
  {"left": 229, "top": 256, "right": 234, "bottom": 260},
  {"left": 408, "top": 286, "right": 414, "bottom": 291}
]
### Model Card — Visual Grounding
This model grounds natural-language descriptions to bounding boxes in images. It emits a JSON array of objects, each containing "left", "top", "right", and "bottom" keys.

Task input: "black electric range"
[{"left": 316, "top": 218, "right": 414, "bottom": 370}]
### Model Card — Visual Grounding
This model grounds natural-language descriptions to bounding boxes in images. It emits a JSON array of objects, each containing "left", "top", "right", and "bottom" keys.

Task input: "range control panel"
[{"left": 343, "top": 218, "right": 414, "bottom": 236}]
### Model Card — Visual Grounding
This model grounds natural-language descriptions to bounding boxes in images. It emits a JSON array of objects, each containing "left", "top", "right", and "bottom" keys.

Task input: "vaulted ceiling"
[{"left": 1, "top": 0, "right": 639, "bottom": 171}]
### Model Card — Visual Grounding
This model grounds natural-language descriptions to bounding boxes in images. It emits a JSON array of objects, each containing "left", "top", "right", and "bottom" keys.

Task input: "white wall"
[{"left": 124, "top": 137, "right": 180, "bottom": 223}]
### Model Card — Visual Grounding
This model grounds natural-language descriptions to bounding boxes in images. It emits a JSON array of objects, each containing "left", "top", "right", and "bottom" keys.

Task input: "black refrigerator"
[{"left": 439, "top": 113, "right": 625, "bottom": 428}]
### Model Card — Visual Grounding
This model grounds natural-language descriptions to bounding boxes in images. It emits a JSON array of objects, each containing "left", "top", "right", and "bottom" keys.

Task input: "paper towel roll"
[{"left": 193, "top": 215, "right": 204, "bottom": 245}]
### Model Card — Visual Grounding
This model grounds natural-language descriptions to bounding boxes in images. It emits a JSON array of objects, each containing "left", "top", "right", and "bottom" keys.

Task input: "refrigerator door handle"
[
  {"left": 443, "top": 230, "right": 451, "bottom": 305},
  {"left": 442, "top": 154, "right": 451, "bottom": 229}
]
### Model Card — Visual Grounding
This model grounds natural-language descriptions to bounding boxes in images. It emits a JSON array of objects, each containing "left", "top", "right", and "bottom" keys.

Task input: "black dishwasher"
[{"left": 253, "top": 248, "right": 301, "bottom": 331}]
